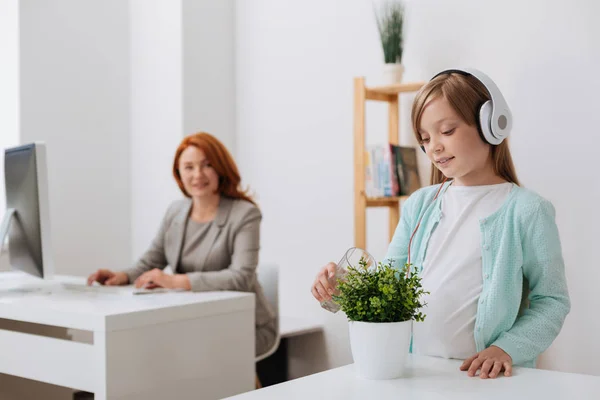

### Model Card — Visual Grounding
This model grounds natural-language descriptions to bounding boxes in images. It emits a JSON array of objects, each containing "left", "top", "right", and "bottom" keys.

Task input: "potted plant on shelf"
[
  {"left": 375, "top": 1, "right": 405, "bottom": 84},
  {"left": 333, "top": 257, "right": 428, "bottom": 380}
]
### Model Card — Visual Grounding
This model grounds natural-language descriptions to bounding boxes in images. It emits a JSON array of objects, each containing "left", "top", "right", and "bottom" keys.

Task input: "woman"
[{"left": 88, "top": 132, "right": 277, "bottom": 356}]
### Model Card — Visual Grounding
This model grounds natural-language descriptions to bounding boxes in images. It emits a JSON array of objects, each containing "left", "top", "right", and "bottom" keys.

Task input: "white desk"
[
  {"left": 227, "top": 354, "right": 600, "bottom": 400},
  {"left": 0, "top": 272, "right": 255, "bottom": 400}
]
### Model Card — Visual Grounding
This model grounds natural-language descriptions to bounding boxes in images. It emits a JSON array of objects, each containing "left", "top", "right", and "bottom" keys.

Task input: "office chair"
[{"left": 255, "top": 263, "right": 280, "bottom": 388}]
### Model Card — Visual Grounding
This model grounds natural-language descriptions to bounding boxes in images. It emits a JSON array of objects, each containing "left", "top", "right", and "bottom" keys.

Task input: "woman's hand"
[
  {"left": 460, "top": 345, "right": 513, "bottom": 379},
  {"left": 87, "top": 269, "right": 129, "bottom": 286},
  {"left": 311, "top": 262, "right": 337, "bottom": 302},
  {"left": 134, "top": 268, "right": 191, "bottom": 290}
]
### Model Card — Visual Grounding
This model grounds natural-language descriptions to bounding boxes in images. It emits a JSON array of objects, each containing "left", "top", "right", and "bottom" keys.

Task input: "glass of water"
[{"left": 320, "top": 247, "right": 377, "bottom": 313}]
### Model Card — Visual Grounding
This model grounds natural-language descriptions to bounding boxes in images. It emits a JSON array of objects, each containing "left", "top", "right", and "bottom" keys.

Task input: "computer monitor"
[{"left": 0, "top": 142, "right": 54, "bottom": 279}]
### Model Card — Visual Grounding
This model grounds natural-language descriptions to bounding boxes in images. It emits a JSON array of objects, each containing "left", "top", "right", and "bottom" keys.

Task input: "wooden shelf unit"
[{"left": 353, "top": 78, "right": 425, "bottom": 249}]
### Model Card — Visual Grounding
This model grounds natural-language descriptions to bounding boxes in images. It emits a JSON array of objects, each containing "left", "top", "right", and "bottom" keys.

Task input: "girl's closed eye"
[{"left": 442, "top": 128, "right": 456, "bottom": 135}]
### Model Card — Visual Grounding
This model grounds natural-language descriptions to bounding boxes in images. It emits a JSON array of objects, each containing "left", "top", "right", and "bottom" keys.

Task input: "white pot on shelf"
[
  {"left": 382, "top": 63, "right": 405, "bottom": 85},
  {"left": 349, "top": 319, "right": 412, "bottom": 380}
]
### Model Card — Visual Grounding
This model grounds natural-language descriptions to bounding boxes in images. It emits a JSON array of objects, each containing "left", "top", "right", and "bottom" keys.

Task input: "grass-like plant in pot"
[
  {"left": 374, "top": 1, "right": 405, "bottom": 84},
  {"left": 333, "top": 257, "right": 428, "bottom": 380}
]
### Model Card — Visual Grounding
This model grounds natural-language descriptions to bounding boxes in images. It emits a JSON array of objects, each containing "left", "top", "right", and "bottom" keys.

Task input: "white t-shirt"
[{"left": 412, "top": 182, "right": 513, "bottom": 360}]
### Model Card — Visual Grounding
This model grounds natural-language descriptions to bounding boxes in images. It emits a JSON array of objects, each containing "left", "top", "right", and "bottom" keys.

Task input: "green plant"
[
  {"left": 333, "top": 258, "right": 428, "bottom": 323},
  {"left": 374, "top": 1, "right": 405, "bottom": 64}
]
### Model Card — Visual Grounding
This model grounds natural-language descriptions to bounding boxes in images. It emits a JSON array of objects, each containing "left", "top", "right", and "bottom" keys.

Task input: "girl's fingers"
[
  {"left": 468, "top": 357, "right": 483, "bottom": 377},
  {"left": 326, "top": 263, "right": 337, "bottom": 278},
  {"left": 314, "top": 281, "right": 331, "bottom": 301},
  {"left": 318, "top": 271, "right": 334, "bottom": 294},
  {"left": 504, "top": 362, "right": 513, "bottom": 377},
  {"left": 311, "top": 286, "right": 322, "bottom": 302},
  {"left": 460, "top": 354, "right": 477, "bottom": 371},
  {"left": 480, "top": 359, "right": 495, "bottom": 379},
  {"left": 489, "top": 361, "right": 503, "bottom": 379}
]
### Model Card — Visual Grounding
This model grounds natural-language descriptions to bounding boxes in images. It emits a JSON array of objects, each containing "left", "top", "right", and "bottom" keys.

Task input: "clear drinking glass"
[{"left": 320, "top": 247, "right": 377, "bottom": 313}]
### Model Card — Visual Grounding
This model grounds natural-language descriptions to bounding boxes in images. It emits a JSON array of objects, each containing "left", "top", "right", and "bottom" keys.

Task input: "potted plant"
[
  {"left": 374, "top": 1, "right": 405, "bottom": 84},
  {"left": 333, "top": 258, "right": 428, "bottom": 380}
]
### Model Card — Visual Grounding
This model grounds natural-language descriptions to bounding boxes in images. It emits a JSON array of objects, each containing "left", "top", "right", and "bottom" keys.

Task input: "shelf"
[
  {"left": 365, "top": 81, "right": 426, "bottom": 101},
  {"left": 364, "top": 194, "right": 409, "bottom": 207},
  {"left": 354, "top": 76, "right": 423, "bottom": 249}
]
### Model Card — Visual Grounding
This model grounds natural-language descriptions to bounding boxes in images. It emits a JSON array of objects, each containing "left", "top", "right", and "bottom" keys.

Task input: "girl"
[{"left": 311, "top": 69, "right": 570, "bottom": 379}]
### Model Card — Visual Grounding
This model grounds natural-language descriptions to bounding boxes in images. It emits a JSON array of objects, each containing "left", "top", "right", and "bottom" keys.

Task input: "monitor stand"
[
  {"left": 0, "top": 209, "right": 51, "bottom": 297},
  {"left": 0, "top": 208, "right": 16, "bottom": 250}
]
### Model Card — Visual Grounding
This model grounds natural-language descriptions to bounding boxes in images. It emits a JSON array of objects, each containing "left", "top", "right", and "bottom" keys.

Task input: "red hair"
[{"left": 173, "top": 132, "right": 256, "bottom": 205}]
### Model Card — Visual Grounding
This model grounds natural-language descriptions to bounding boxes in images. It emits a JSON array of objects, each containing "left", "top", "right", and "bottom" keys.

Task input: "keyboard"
[
  {"left": 60, "top": 283, "right": 184, "bottom": 295},
  {"left": 0, "top": 285, "right": 52, "bottom": 297},
  {"left": 60, "top": 283, "right": 123, "bottom": 294},
  {"left": 132, "top": 287, "right": 185, "bottom": 295}
]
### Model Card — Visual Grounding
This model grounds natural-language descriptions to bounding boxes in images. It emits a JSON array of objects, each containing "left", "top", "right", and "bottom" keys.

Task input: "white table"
[
  {"left": 0, "top": 272, "right": 255, "bottom": 400},
  {"left": 227, "top": 354, "right": 600, "bottom": 400}
]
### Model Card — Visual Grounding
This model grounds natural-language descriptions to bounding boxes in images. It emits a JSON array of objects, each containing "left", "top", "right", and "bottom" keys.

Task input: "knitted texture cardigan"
[{"left": 385, "top": 182, "right": 571, "bottom": 366}]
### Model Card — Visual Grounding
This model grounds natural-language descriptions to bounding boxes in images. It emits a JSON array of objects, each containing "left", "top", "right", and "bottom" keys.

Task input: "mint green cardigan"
[{"left": 384, "top": 182, "right": 571, "bottom": 367}]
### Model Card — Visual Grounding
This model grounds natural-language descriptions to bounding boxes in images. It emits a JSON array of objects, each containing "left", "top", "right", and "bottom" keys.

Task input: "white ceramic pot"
[
  {"left": 349, "top": 320, "right": 412, "bottom": 380},
  {"left": 383, "top": 63, "right": 404, "bottom": 85}
]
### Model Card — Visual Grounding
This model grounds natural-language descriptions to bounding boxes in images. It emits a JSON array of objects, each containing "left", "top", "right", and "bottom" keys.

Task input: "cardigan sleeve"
[
  {"left": 384, "top": 194, "right": 415, "bottom": 271},
  {"left": 492, "top": 199, "right": 571, "bottom": 365}
]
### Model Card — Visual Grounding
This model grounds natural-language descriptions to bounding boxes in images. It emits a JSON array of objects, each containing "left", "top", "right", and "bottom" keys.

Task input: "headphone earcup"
[
  {"left": 479, "top": 100, "right": 504, "bottom": 145},
  {"left": 478, "top": 100, "right": 493, "bottom": 145}
]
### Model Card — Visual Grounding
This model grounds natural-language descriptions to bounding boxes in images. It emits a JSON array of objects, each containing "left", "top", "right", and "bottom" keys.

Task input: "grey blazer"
[{"left": 124, "top": 197, "right": 276, "bottom": 329}]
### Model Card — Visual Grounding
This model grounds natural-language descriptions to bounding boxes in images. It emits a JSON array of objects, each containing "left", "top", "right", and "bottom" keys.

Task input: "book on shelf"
[
  {"left": 394, "top": 145, "right": 421, "bottom": 196},
  {"left": 364, "top": 144, "right": 421, "bottom": 198}
]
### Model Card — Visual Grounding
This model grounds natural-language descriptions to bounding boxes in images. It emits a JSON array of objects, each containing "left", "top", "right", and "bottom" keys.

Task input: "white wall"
[
  {"left": 130, "top": 0, "right": 184, "bottom": 259},
  {"left": 19, "top": 0, "right": 131, "bottom": 276},
  {"left": 236, "top": 0, "right": 600, "bottom": 376},
  {"left": 0, "top": 0, "right": 20, "bottom": 241},
  {"left": 183, "top": 0, "right": 236, "bottom": 151},
  {"left": 130, "top": 0, "right": 236, "bottom": 259},
  {"left": 0, "top": 2, "right": 129, "bottom": 399}
]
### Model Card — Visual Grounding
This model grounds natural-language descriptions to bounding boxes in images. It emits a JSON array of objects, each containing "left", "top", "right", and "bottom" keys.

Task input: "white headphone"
[{"left": 430, "top": 68, "right": 512, "bottom": 145}]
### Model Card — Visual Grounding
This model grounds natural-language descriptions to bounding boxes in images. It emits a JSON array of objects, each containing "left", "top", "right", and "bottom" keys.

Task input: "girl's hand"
[
  {"left": 311, "top": 262, "right": 337, "bottom": 302},
  {"left": 460, "top": 345, "right": 513, "bottom": 379}
]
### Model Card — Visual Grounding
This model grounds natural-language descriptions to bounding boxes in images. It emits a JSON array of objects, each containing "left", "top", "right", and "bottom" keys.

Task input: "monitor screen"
[{"left": 1, "top": 143, "right": 53, "bottom": 278}]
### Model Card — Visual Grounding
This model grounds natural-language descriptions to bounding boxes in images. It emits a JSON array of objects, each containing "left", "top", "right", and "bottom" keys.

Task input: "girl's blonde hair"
[{"left": 411, "top": 72, "right": 520, "bottom": 186}]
